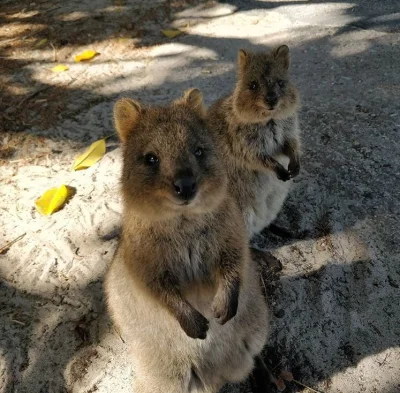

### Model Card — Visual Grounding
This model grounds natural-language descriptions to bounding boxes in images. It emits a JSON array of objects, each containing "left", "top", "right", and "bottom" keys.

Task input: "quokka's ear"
[
  {"left": 274, "top": 45, "right": 290, "bottom": 70},
  {"left": 114, "top": 98, "right": 142, "bottom": 143},
  {"left": 238, "top": 49, "right": 250, "bottom": 70},
  {"left": 176, "top": 88, "right": 206, "bottom": 118}
]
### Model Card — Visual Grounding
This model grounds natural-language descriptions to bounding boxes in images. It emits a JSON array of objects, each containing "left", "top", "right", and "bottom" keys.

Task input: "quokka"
[
  {"left": 105, "top": 88, "right": 271, "bottom": 393},
  {"left": 207, "top": 45, "right": 301, "bottom": 240}
]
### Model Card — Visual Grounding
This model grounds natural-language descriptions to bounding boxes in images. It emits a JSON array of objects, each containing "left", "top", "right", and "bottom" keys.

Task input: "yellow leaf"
[
  {"left": 35, "top": 38, "right": 48, "bottom": 48},
  {"left": 117, "top": 37, "right": 131, "bottom": 44},
  {"left": 74, "top": 50, "right": 99, "bottom": 62},
  {"left": 73, "top": 139, "right": 106, "bottom": 171},
  {"left": 51, "top": 64, "right": 69, "bottom": 73},
  {"left": 162, "top": 29, "right": 183, "bottom": 38},
  {"left": 35, "top": 185, "right": 70, "bottom": 216}
]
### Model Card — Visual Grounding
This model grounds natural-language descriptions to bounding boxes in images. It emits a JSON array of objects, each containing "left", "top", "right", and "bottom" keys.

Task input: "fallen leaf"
[
  {"left": 117, "top": 37, "right": 132, "bottom": 44},
  {"left": 74, "top": 50, "right": 99, "bottom": 62},
  {"left": 35, "top": 38, "right": 48, "bottom": 47},
  {"left": 51, "top": 64, "right": 69, "bottom": 73},
  {"left": 73, "top": 139, "right": 106, "bottom": 170},
  {"left": 280, "top": 370, "right": 294, "bottom": 382},
  {"left": 35, "top": 185, "right": 70, "bottom": 216},
  {"left": 273, "top": 376, "right": 286, "bottom": 391},
  {"left": 162, "top": 29, "right": 183, "bottom": 38}
]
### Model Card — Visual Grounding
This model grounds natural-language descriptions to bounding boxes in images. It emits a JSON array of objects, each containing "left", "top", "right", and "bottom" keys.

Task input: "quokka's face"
[
  {"left": 233, "top": 45, "right": 299, "bottom": 123},
  {"left": 114, "top": 89, "right": 227, "bottom": 220}
]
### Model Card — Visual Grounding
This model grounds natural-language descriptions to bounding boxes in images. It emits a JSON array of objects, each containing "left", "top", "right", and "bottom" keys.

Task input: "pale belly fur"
[
  {"left": 233, "top": 155, "right": 291, "bottom": 238},
  {"left": 245, "top": 175, "right": 291, "bottom": 237}
]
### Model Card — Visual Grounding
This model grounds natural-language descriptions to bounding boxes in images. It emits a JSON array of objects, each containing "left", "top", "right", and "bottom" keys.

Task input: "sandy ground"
[{"left": 1, "top": 0, "right": 400, "bottom": 392}]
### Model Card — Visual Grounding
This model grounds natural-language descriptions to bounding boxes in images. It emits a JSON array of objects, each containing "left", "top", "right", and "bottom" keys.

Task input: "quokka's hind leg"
[
  {"left": 263, "top": 223, "right": 296, "bottom": 239},
  {"left": 249, "top": 355, "right": 273, "bottom": 393},
  {"left": 263, "top": 223, "right": 310, "bottom": 240},
  {"left": 250, "top": 248, "right": 282, "bottom": 272}
]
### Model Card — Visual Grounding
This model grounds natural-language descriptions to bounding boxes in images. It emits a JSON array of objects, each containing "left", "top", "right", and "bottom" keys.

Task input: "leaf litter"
[
  {"left": 74, "top": 50, "right": 99, "bottom": 62},
  {"left": 73, "top": 138, "right": 106, "bottom": 171},
  {"left": 161, "top": 29, "right": 184, "bottom": 38},
  {"left": 51, "top": 64, "right": 69, "bottom": 73},
  {"left": 35, "top": 185, "right": 76, "bottom": 216}
]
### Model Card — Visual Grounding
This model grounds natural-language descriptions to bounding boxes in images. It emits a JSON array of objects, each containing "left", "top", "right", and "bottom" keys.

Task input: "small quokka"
[
  {"left": 105, "top": 89, "right": 270, "bottom": 393},
  {"left": 207, "top": 45, "right": 301, "bottom": 238}
]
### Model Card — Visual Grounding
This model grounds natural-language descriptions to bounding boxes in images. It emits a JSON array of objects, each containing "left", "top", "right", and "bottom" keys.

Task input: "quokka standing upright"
[
  {"left": 105, "top": 89, "right": 270, "bottom": 393},
  {"left": 207, "top": 45, "right": 301, "bottom": 239}
]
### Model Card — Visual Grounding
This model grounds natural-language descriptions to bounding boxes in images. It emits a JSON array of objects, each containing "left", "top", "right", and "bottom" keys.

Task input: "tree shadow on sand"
[
  {"left": 0, "top": 272, "right": 112, "bottom": 393},
  {"left": 1, "top": 253, "right": 399, "bottom": 392},
  {"left": 223, "top": 257, "right": 400, "bottom": 392}
]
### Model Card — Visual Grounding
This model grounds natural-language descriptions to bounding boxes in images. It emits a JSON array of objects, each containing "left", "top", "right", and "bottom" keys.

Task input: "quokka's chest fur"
[
  {"left": 155, "top": 222, "right": 220, "bottom": 284},
  {"left": 236, "top": 115, "right": 297, "bottom": 158},
  {"left": 224, "top": 115, "right": 298, "bottom": 236}
]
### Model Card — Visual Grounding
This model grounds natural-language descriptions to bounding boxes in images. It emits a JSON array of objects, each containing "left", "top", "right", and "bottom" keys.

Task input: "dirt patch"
[{"left": 68, "top": 347, "right": 100, "bottom": 384}]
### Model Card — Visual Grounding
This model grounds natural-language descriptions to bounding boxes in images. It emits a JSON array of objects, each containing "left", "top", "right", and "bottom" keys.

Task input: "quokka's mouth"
[
  {"left": 174, "top": 200, "right": 190, "bottom": 206},
  {"left": 257, "top": 103, "right": 273, "bottom": 112},
  {"left": 164, "top": 187, "right": 205, "bottom": 211},
  {"left": 260, "top": 103, "right": 280, "bottom": 115},
  {"left": 260, "top": 108, "right": 274, "bottom": 117},
  {"left": 168, "top": 196, "right": 197, "bottom": 208}
]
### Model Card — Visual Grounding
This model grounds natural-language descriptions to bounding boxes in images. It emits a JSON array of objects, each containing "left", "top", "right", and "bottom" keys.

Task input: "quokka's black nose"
[
  {"left": 266, "top": 92, "right": 278, "bottom": 108},
  {"left": 173, "top": 177, "right": 197, "bottom": 201}
]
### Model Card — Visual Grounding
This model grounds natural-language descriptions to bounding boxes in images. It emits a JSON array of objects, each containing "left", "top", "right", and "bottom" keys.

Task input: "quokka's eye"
[
  {"left": 144, "top": 153, "right": 159, "bottom": 166},
  {"left": 249, "top": 81, "right": 259, "bottom": 91},
  {"left": 195, "top": 148, "right": 203, "bottom": 157},
  {"left": 278, "top": 79, "right": 285, "bottom": 88}
]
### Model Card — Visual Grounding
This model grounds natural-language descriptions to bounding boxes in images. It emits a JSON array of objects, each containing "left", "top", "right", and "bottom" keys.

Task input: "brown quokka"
[
  {"left": 105, "top": 89, "right": 270, "bottom": 393},
  {"left": 207, "top": 45, "right": 301, "bottom": 239}
]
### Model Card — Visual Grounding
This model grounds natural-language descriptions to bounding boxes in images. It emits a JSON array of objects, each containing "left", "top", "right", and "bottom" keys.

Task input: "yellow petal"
[
  {"left": 74, "top": 50, "right": 99, "bottom": 62},
  {"left": 51, "top": 64, "right": 69, "bottom": 73},
  {"left": 73, "top": 139, "right": 106, "bottom": 171},
  {"left": 35, "top": 185, "right": 69, "bottom": 216},
  {"left": 162, "top": 29, "right": 183, "bottom": 38}
]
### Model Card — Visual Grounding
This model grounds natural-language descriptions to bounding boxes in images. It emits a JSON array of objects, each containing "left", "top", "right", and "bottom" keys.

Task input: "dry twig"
[
  {"left": 293, "top": 379, "right": 323, "bottom": 393},
  {"left": 50, "top": 42, "right": 57, "bottom": 61},
  {"left": 11, "top": 318, "right": 26, "bottom": 326},
  {"left": 0, "top": 233, "right": 26, "bottom": 254}
]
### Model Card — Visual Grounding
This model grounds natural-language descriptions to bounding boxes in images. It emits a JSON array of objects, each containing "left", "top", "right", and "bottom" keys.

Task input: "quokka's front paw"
[
  {"left": 179, "top": 309, "right": 209, "bottom": 340},
  {"left": 288, "top": 159, "right": 300, "bottom": 178},
  {"left": 275, "top": 165, "right": 291, "bottom": 182},
  {"left": 211, "top": 284, "right": 240, "bottom": 325}
]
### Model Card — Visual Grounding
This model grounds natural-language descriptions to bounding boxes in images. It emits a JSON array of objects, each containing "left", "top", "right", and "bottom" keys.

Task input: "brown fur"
[
  {"left": 105, "top": 89, "right": 269, "bottom": 392},
  {"left": 207, "top": 45, "right": 302, "bottom": 236}
]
